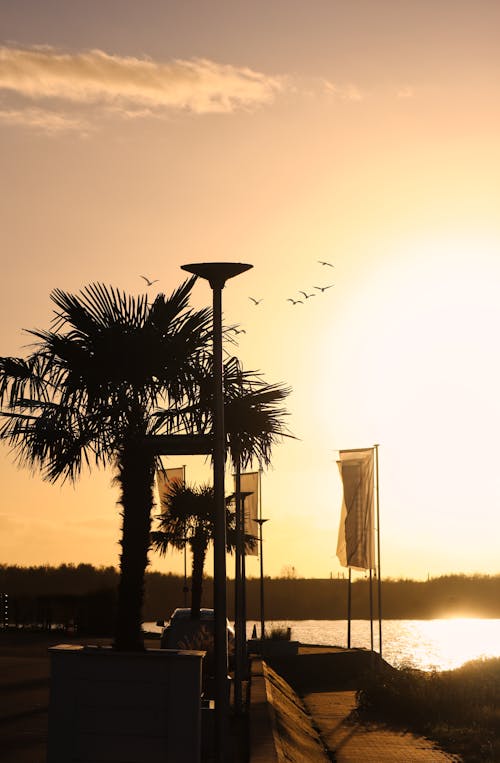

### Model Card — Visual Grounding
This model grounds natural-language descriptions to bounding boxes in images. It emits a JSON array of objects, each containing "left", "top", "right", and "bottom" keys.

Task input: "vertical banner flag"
[
  {"left": 336, "top": 448, "right": 375, "bottom": 570},
  {"left": 156, "top": 466, "right": 186, "bottom": 513},
  {"left": 236, "top": 471, "right": 259, "bottom": 555}
]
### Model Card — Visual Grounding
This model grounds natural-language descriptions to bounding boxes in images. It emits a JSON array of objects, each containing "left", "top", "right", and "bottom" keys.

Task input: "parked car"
[{"left": 157, "top": 608, "right": 235, "bottom": 669}]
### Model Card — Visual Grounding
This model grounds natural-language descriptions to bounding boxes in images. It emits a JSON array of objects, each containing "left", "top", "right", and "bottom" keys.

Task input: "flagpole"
[
  {"left": 257, "top": 465, "right": 267, "bottom": 640},
  {"left": 183, "top": 542, "right": 189, "bottom": 608},
  {"left": 181, "top": 466, "right": 187, "bottom": 609},
  {"left": 374, "top": 443, "right": 382, "bottom": 657},
  {"left": 369, "top": 568, "right": 374, "bottom": 651},
  {"left": 258, "top": 463, "right": 263, "bottom": 522},
  {"left": 181, "top": 466, "right": 188, "bottom": 607},
  {"left": 241, "top": 506, "right": 247, "bottom": 672},
  {"left": 234, "top": 455, "right": 243, "bottom": 714},
  {"left": 369, "top": 445, "right": 375, "bottom": 652},
  {"left": 347, "top": 567, "right": 352, "bottom": 649}
]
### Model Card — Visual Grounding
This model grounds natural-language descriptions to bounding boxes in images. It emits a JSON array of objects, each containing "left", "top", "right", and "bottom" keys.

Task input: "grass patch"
[
  {"left": 357, "top": 657, "right": 500, "bottom": 762},
  {"left": 265, "top": 625, "right": 292, "bottom": 640}
]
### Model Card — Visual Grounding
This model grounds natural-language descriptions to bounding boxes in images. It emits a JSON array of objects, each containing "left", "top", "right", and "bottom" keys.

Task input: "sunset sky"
[{"left": 2, "top": 1, "right": 500, "bottom": 582}]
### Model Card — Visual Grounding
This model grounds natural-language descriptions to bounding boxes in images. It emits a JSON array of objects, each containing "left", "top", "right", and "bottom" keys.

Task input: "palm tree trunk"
[
  {"left": 190, "top": 528, "right": 208, "bottom": 618},
  {"left": 115, "top": 440, "right": 155, "bottom": 651}
]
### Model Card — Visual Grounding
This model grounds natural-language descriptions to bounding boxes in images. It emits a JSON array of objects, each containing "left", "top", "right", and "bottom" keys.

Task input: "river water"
[
  {"left": 248, "top": 618, "right": 500, "bottom": 671},
  {"left": 145, "top": 617, "right": 500, "bottom": 671}
]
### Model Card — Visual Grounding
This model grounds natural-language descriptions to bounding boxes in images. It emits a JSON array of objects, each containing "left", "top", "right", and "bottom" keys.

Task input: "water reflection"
[
  {"left": 246, "top": 618, "right": 500, "bottom": 671},
  {"left": 145, "top": 617, "right": 500, "bottom": 671}
]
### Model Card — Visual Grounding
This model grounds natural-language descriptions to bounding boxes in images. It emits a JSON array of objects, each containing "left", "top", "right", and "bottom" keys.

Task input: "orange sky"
[{"left": 1, "top": 1, "right": 500, "bottom": 580}]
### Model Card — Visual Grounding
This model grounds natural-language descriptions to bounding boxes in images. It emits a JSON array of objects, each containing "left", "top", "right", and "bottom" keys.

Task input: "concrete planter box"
[{"left": 47, "top": 644, "right": 204, "bottom": 763}]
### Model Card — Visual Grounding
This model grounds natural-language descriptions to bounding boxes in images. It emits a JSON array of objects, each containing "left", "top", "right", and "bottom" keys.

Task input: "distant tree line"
[
  {"left": 237, "top": 574, "right": 500, "bottom": 620},
  {"left": 2, "top": 565, "right": 500, "bottom": 628}
]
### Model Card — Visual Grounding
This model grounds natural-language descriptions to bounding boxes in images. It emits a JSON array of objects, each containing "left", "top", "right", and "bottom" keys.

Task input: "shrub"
[
  {"left": 357, "top": 658, "right": 500, "bottom": 762},
  {"left": 265, "top": 625, "right": 291, "bottom": 640}
]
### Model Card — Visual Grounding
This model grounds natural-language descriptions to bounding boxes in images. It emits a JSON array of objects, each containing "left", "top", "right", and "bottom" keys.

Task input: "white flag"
[
  {"left": 336, "top": 448, "right": 375, "bottom": 570},
  {"left": 236, "top": 471, "right": 259, "bottom": 556},
  {"left": 156, "top": 466, "right": 185, "bottom": 513}
]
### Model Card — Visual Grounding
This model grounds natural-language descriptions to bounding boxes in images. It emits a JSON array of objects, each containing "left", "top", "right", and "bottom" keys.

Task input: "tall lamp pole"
[
  {"left": 181, "top": 262, "right": 252, "bottom": 762},
  {"left": 182, "top": 538, "right": 189, "bottom": 608},
  {"left": 233, "top": 485, "right": 252, "bottom": 715},
  {"left": 255, "top": 517, "right": 269, "bottom": 640}
]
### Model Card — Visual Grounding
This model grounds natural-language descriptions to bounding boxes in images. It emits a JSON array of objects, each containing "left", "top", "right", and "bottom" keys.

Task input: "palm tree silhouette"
[
  {"left": 150, "top": 356, "right": 292, "bottom": 610},
  {"left": 222, "top": 358, "right": 293, "bottom": 470},
  {"left": 0, "top": 279, "right": 212, "bottom": 651},
  {"left": 151, "top": 482, "right": 243, "bottom": 617}
]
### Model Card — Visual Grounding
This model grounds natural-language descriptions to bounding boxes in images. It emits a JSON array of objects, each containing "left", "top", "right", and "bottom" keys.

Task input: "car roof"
[{"left": 170, "top": 607, "right": 215, "bottom": 620}]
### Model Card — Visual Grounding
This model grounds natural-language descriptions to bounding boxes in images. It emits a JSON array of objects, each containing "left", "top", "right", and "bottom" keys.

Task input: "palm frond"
[
  {"left": 51, "top": 283, "right": 150, "bottom": 333},
  {"left": 146, "top": 276, "right": 197, "bottom": 329},
  {"left": 0, "top": 354, "right": 53, "bottom": 408}
]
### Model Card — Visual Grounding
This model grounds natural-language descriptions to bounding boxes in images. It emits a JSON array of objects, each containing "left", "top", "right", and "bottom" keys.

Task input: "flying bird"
[
  {"left": 318, "top": 260, "right": 335, "bottom": 268},
  {"left": 232, "top": 328, "right": 246, "bottom": 334},
  {"left": 140, "top": 275, "right": 159, "bottom": 286},
  {"left": 249, "top": 297, "right": 263, "bottom": 305},
  {"left": 314, "top": 284, "right": 335, "bottom": 292},
  {"left": 287, "top": 298, "right": 303, "bottom": 305},
  {"left": 299, "top": 291, "right": 316, "bottom": 299}
]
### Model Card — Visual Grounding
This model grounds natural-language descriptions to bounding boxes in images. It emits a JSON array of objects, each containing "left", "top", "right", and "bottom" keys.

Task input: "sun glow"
[
  {"left": 310, "top": 228, "right": 500, "bottom": 578},
  {"left": 394, "top": 618, "right": 499, "bottom": 671}
]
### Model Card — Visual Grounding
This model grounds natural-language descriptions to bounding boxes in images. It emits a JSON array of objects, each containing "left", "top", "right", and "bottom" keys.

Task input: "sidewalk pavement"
[
  {"left": 253, "top": 647, "right": 461, "bottom": 763},
  {"left": 248, "top": 659, "right": 279, "bottom": 762},
  {"left": 303, "top": 688, "right": 460, "bottom": 762}
]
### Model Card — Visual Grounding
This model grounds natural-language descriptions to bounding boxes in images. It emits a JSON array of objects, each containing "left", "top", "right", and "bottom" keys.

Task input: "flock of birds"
[
  {"left": 236, "top": 260, "right": 336, "bottom": 336},
  {"left": 248, "top": 260, "right": 335, "bottom": 308},
  {"left": 139, "top": 260, "right": 336, "bottom": 337}
]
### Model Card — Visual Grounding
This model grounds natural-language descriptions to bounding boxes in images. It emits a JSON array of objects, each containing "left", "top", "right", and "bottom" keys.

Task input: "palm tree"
[
  {"left": 150, "top": 356, "right": 292, "bottom": 606},
  {"left": 222, "top": 356, "right": 293, "bottom": 470},
  {"left": 0, "top": 279, "right": 212, "bottom": 651},
  {"left": 151, "top": 357, "right": 292, "bottom": 630},
  {"left": 151, "top": 481, "right": 242, "bottom": 617},
  {"left": 157, "top": 352, "right": 293, "bottom": 468}
]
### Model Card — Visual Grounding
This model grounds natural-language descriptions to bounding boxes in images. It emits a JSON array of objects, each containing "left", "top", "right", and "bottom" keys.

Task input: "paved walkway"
[
  {"left": 303, "top": 688, "right": 460, "bottom": 762},
  {"left": 257, "top": 647, "right": 461, "bottom": 762},
  {"left": 249, "top": 660, "right": 280, "bottom": 762}
]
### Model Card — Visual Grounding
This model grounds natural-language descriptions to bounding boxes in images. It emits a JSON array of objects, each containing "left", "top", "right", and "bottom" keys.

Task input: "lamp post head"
[{"left": 181, "top": 262, "right": 253, "bottom": 290}]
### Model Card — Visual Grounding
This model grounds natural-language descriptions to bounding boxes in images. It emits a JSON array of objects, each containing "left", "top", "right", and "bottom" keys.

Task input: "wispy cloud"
[
  {"left": 0, "top": 45, "right": 282, "bottom": 115},
  {"left": 323, "top": 80, "right": 364, "bottom": 101},
  {"left": 0, "top": 106, "right": 90, "bottom": 134}
]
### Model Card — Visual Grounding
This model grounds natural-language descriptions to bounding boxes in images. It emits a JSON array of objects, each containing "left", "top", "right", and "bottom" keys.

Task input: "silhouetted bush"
[{"left": 357, "top": 658, "right": 500, "bottom": 762}]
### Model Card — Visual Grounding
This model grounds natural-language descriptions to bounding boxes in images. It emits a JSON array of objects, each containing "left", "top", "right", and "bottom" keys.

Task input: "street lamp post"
[
  {"left": 182, "top": 538, "right": 189, "bottom": 608},
  {"left": 255, "top": 517, "right": 269, "bottom": 640},
  {"left": 232, "top": 483, "right": 253, "bottom": 715},
  {"left": 181, "top": 262, "right": 252, "bottom": 761}
]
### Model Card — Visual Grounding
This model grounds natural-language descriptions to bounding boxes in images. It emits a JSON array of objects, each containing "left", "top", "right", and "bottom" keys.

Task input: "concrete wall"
[{"left": 47, "top": 644, "right": 204, "bottom": 763}]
